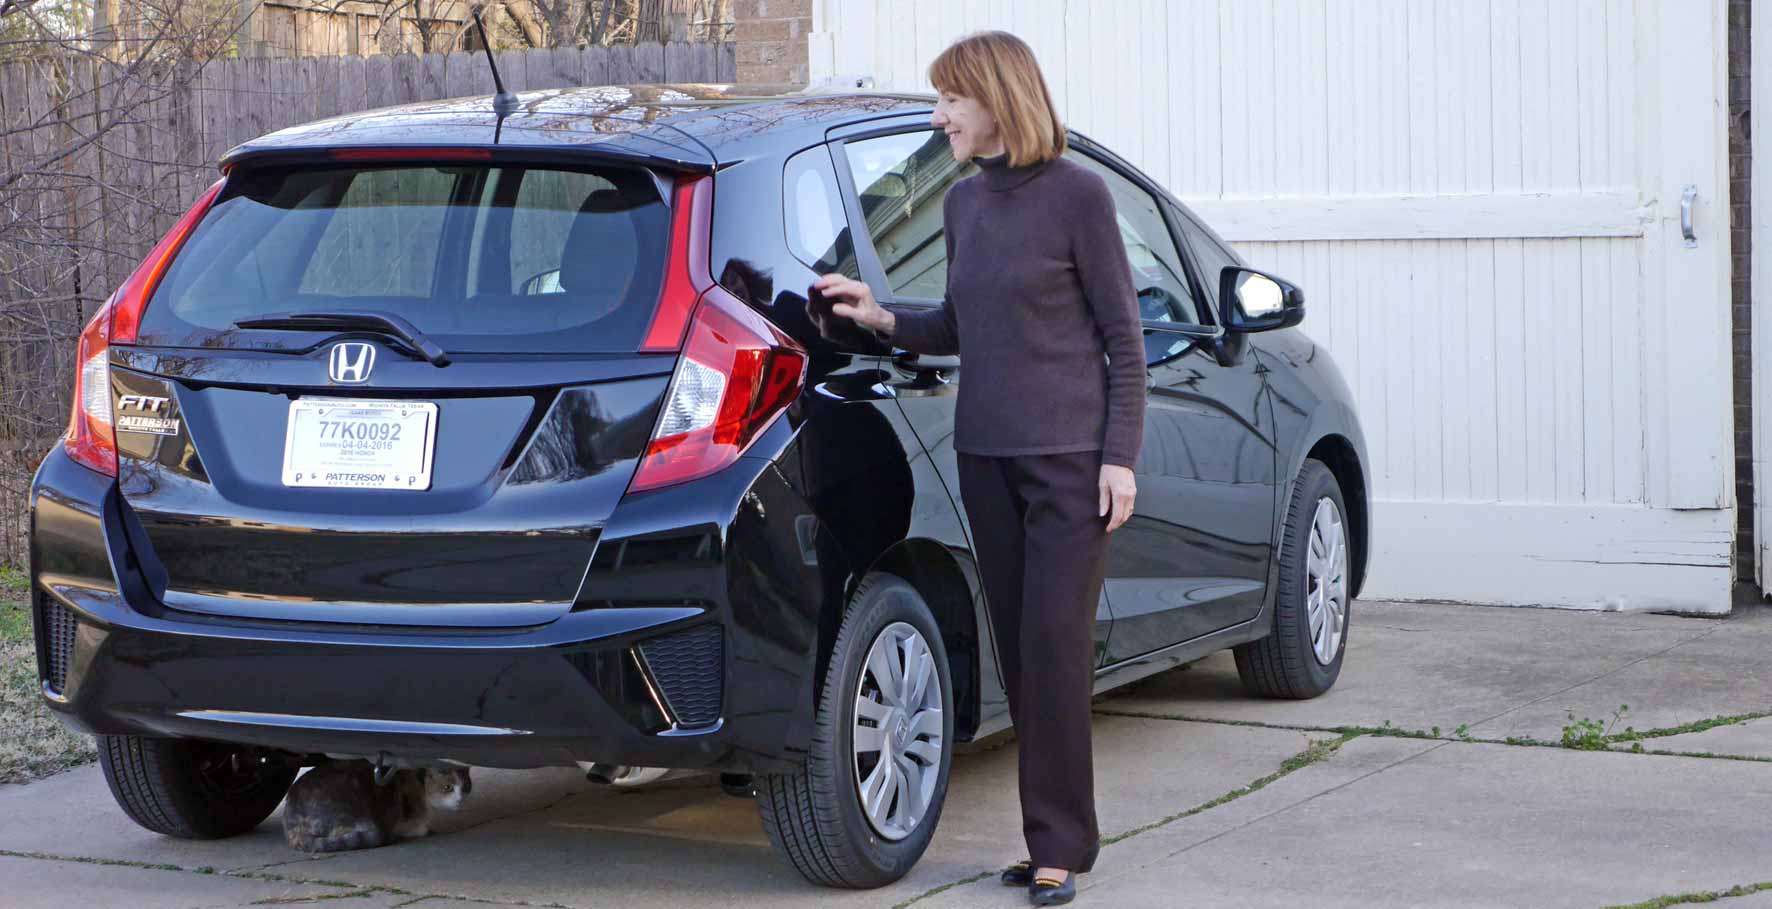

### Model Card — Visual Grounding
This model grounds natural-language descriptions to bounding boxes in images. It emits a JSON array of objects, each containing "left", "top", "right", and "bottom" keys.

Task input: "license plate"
[{"left": 280, "top": 398, "right": 437, "bottom": 490}]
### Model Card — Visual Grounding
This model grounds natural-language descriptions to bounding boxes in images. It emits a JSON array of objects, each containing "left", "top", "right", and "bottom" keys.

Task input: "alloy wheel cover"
[
  {"left": 1306, "top": 497, "right": 1349, "bottom": 666},
  {"left": 852, "top": 621, "right": 944, "bottom": 840}
]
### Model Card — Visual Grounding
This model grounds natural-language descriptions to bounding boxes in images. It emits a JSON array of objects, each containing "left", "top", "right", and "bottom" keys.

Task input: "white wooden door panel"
[{"left": 812, "top": 0, "right": 1735, "bottom": 611}]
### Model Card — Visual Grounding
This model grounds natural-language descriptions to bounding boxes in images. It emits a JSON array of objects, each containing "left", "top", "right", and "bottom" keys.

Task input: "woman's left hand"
[{"left": 1099, "top": 464, "right": 1136, "bottom": 532}]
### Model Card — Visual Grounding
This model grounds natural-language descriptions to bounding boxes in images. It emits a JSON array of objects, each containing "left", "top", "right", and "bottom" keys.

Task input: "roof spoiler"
[{"left": 219, "top": 141, "right": 717, "bottom": 176}]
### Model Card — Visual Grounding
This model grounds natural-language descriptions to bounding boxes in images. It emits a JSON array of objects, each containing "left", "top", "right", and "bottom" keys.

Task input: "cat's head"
[{"left": 423, "top": 768, "right": 472, "bottom": 811}]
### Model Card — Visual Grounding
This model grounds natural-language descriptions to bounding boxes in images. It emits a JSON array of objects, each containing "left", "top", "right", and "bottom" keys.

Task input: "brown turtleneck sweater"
[{"left": 885, "top": 153, "right": 1146, "bottom": 469}]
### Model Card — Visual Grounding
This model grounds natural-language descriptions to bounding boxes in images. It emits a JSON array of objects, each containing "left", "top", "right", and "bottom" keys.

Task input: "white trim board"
[
  {"left": 1363, "top": 501, "right": 1733, "bottom": 614},
  {"left": 1181, "top": 192, "right": 1649, "bottom": 243},
  {"left": 1754, "top": 0, "right": 1772, "bottom": 593}
]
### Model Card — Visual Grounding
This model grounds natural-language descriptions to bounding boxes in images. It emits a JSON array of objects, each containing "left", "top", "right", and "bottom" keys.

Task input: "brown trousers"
[{"left": 956, "top": 450, "right": 1108, "bottom": 870}]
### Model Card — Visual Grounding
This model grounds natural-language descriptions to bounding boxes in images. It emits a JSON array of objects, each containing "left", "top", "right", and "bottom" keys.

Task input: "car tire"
[
  {"left": 756, "top": 572, "right": 954, "bottom": 888},
  {"left": 1234, "top": 459, "right": 1351, "bottom": 699},
  {"left": 98, "top": 735, "right": 297, "bottom": 839}
]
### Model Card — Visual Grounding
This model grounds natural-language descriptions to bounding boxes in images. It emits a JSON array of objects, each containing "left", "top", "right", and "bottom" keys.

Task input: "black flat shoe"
[
  {"left": 1001, "top": 841, "right": 1100, "bottom": 887},
  {"left": 1028, "top": 872, "right": 1076, "bottom": 906}
]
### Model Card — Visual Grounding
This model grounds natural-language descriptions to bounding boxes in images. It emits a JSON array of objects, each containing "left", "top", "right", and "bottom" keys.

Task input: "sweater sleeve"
[
  {"left": 879, "top": 191, "right": 962, "bottom": 356},
  {"left": 883, "top": 299, "right": 959, "bottom": 355},
  {"left": 1070, "top": 174, "right": 1147, "bottom": 469}
]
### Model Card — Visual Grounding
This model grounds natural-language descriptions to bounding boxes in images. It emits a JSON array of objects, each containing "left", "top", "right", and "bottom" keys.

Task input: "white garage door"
[{"left": 811, "top": 0, "right": 1734, "bottom": 612}]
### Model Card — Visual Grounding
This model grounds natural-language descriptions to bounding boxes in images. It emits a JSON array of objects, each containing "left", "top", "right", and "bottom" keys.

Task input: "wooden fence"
[{"left": 0, "top": 41, "right": 735, "bottom": 570}]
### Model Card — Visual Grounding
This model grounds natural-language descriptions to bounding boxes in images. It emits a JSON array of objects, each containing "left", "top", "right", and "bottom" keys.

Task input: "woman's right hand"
[{"left": 813, "top": 274, "right": 895, "bottom": 336}]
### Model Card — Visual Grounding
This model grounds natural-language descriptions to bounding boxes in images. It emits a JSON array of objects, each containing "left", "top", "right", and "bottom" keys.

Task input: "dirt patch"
[{"left": 1, "top": 569, "right": 97, "bottom": 784}]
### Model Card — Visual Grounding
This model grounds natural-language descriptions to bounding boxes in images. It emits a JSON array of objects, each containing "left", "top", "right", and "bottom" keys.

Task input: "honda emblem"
[{"left": 328, "top": 342, "right": 375, "bottom": 384}]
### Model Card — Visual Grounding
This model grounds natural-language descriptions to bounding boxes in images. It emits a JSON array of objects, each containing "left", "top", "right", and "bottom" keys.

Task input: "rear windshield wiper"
[{"left": 233, "top": 311, "right": 451, "bottom": 367}]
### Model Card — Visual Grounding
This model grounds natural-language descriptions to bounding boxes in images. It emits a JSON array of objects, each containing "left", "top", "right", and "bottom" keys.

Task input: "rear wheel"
[
  {"left": 98, "top": 735, "right": 297, "bottom": 839},
  {"left": 1234, "top": 459, "right": 1350, "bottom": 699},
  {"left": 757, "top": 573, "right": 954, "bottom": 888}
]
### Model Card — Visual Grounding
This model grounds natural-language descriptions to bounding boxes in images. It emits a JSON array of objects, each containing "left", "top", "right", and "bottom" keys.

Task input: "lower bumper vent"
[
  {"left": 38, "top": 596, "right": 77, "bottom": 694},
  {"left": 635, "top": 624, "right": 723, "bottom": 729}
]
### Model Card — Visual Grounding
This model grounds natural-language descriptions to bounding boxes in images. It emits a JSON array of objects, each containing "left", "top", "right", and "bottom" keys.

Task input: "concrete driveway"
[{"left": 4, "top": 600, "right": 1772, "bottom": 908}]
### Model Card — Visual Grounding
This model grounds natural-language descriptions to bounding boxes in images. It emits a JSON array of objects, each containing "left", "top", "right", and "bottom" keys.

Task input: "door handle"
[
  {"left": 1681, "top": 184, "right": 1697, "bottom": 248},
  {"left": 892, "top": 351, "right": 961, "bottom": 373}
]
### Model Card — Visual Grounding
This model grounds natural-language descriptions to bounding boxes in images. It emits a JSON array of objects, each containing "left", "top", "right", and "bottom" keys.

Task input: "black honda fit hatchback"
[{"left": 28, "top": 84, "right": 1368, "bottom": 886}]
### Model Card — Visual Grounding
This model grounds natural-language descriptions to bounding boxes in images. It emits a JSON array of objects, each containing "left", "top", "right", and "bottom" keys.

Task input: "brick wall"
[
  {"left": 1731, "top": 0, "right": 1753, "bottom": 582},
  {"left": 733, "top": 0, "right": 810, "bottom": 84}
]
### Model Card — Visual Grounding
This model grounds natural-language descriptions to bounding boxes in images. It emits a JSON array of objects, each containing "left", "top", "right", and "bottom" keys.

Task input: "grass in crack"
[
  {"left": 1616, "top": 711, "right": 1772, "bottom": 742},
  {"left": 1563, "top": 705, "right": 1634, "bottom": 750},
  {"left": 0, "top": 598, "right": 97, "bottom": 784},
  {"left": 1096, "top": 707, "right": 1772, "bottom": 758},
  {"left": 0, "top": 848, "right": 189, "bottom": 872},
  {"left": 1606, "top": 880, "right": 1772, "bottom": 908},
  {"left": 251, "top": 893, "right": 380, "bottom": 906},
  {"left": 1561, "top": 706, "right": 1772, "bottom": 753},
  {"left": 1101, "top": 733, "right": 1355, "bottom": 846},
  {"left": 890, "top": 870, "right": 998, "bottom": 909}
]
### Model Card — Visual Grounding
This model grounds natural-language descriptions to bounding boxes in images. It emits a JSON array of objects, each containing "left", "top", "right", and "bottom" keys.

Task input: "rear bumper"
[{"left": 27, "top": 435, "right": 826, "bottom": 774}]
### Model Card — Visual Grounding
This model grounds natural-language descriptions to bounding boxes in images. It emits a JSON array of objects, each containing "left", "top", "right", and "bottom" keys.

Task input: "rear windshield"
[{"left": 139, "top": 163, "right": 670, "bottom": 354}]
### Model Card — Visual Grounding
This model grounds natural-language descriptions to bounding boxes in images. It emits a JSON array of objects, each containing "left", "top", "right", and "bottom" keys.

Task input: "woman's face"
[{"left": 932, "top": 91, "right": 1001, "bottom": 162}]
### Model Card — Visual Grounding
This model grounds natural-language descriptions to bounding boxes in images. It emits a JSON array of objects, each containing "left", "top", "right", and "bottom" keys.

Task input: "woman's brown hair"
[{"left": 928, "top": 31, "right": 1066, "bottom": 167}]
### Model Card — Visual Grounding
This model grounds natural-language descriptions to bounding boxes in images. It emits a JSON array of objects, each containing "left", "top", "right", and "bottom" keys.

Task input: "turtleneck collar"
[{"left": 973, "top": 152, "right": 1047, "bottom": 191}]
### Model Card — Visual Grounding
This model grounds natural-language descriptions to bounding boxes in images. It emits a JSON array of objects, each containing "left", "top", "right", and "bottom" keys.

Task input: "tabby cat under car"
[{"left": 282, "top": 762, "right": 472, "bottom": 854}]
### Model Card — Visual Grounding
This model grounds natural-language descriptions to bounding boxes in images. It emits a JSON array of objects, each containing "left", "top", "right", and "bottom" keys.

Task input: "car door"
[
  {"left": 830, "top": 124, "right": 1118, "bottom": 670},
  {"left": 1063, "top": 147, "right": 1279, "bottom": 665}
]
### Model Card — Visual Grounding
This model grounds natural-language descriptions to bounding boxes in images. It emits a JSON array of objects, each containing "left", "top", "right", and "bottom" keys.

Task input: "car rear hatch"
[{"left": 92, "top": 150, "right": 746, "bottom": 628}]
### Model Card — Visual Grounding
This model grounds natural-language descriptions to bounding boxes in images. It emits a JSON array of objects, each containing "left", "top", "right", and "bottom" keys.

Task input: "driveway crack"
[
  {"left": 1110, "top": 738, "right": 1452, "bottom": 876},
  {"left": 891, "top": 733, "right": 1357, "bottom": 908},
  {"left": 1605, "top": 880, "right": 1772, "bottom": 908},
  {"left": 0, "top": 847, "right": 571, "bottom": 908}
]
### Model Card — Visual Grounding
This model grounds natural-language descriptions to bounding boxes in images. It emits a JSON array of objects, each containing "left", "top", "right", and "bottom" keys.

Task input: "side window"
[
  {"left": 1173, "top": 208, "right": 1241, "bottom": 310},
  {"left": 841, "top": 130, "right": 976, "bottom": 300},
  {"left": 783, "top": 145, "right": 856, "bottom": 276},
  {"left": 1064, "top": 151, "right": 1205, "bottom": 328}
]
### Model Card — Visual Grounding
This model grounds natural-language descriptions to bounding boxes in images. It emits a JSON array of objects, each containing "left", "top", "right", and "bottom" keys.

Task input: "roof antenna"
[{"left": 471, "top": 7, "right": 519, "bottom": 121}]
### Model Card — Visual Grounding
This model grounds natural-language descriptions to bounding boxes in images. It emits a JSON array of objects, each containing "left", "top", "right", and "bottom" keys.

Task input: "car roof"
[{"left": 221, "top": 84, "right": 938, "bottom": 172}]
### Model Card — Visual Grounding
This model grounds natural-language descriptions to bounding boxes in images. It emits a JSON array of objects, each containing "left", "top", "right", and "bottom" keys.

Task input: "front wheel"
[
  {"left": 1234, "top": 459, "right": 1351, "bottom": 699},
  {"left": 98, "top": 735, "right": 297, "bottom": 839},
  {"left": 757, "top": 572, "right": 954, "bottom": 888}
]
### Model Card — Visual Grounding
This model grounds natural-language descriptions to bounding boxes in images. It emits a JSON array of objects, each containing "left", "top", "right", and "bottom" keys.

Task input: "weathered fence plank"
[
  {"left": 582, "top": 46, "right": 610, "bottom": 88},
  {"left": 718, "top": 42, "right": 736, "bottom": 81},
  {"left": 444, "top": 50, "right": 476, "bottom": 100},
  {"left": 605, "top": 43, "right": 637, "bottom": 85},
  {"left": 493, "top": 49, "right": 529, "bottom": 95},
  {"left": 634, "top": 42, "right": 665, "bottom": 84}
]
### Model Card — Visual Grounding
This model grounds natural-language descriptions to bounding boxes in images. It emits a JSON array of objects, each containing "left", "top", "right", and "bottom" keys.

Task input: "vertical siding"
[{"left": 820, "top": 0, "right": 1676, "bottom": 511}]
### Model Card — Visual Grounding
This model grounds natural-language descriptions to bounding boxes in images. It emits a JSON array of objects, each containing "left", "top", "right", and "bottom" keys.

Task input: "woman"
[{"left": 813, "top": 30, "right": 1145, "bottom": 908}]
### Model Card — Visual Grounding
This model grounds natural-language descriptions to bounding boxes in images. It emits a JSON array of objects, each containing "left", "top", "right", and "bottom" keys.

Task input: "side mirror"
[{"left": 1218, "top": 266, "right": 1304, "bottom": 333}]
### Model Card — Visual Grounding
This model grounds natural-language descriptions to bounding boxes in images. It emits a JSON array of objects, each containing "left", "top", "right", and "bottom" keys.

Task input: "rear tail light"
[
  {"left": 629, "top": 286, "right": 807, "bottom": 493},
  {"left": 64, "top": 298, "right": 117, "bottom": 476},
  {"left": 63, "top": 179, "right": 223, "bottom": 476},
  {"left": 639, "top": 175, "right": 713, "bottom": 353},
  {"left": 628, "top": 172, "right": 805, "bottom": 492}
]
